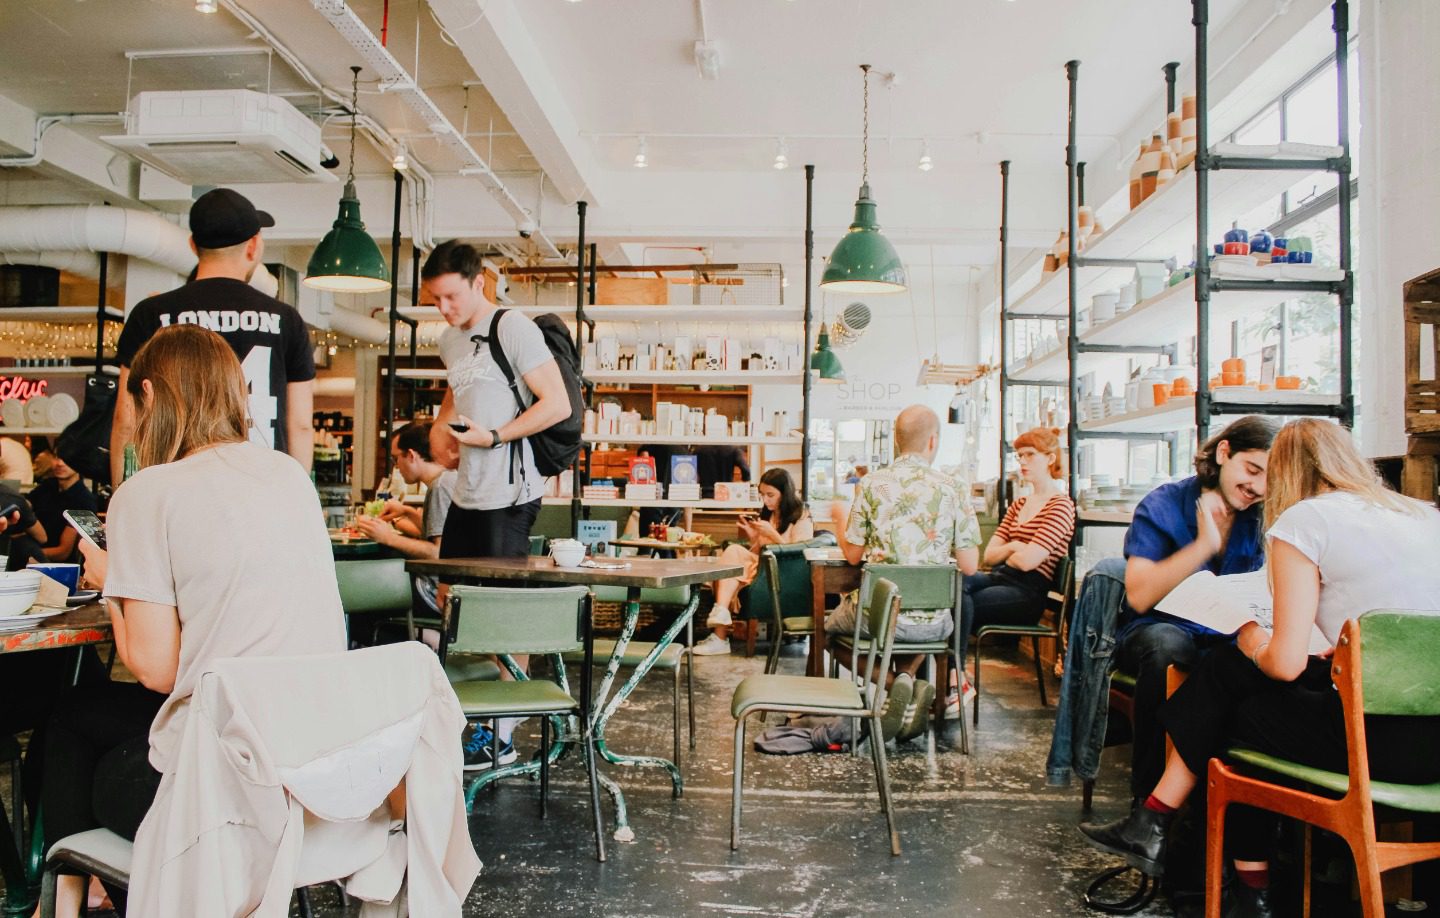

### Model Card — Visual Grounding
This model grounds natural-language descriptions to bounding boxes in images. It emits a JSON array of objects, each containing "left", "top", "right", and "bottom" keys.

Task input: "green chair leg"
[
  {"left": 868, "top": 711, "right": 901, "bottom": 856},
  {"left": 730, "top": 716, "right": 746, "bottom": 851}
]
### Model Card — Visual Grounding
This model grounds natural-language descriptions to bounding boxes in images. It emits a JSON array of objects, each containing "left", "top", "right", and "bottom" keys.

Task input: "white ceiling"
[{"left": 0, "top": 0, "right": 1270, "bottom": 265}]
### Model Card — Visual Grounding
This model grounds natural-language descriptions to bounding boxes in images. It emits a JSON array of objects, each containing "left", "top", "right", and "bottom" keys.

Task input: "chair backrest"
[
  {"left": 744, "top": 532, "right": 839, "bottom": 621},
  {"left": 448, "top": 585, "right": 591, "bottom": 656},
  {"left": 1353, "top": 610, "right": 1440, "bottom": 716},
  {"left": 857, "top": 576, "right": 901, "bottom": 716},
  {"left": 859, "top": 563, "right": 958, "bottom": 614},
  {"left": 334, "top": 559, "right": 412, "bottom": 615},
  {"left": 1047, "top": 555, "right": 1076, "bottom": 619}
]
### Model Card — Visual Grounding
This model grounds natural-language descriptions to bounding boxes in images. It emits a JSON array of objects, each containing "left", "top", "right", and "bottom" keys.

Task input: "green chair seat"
[
  {"left": 443, "top": 654, "right": 501, "bottom": 683},
  {"left": 452, "top": 678, "right": 580, "bottom": 717},
  {"left": 782, "top": 616, "right": 815, "bottom": 635},
  {"left": 732, "top": 673, "right": 863, "bottom": 719},
  {"left": 1226, "top": 748, "right": 1440, "bottom": 814},
  {"left": 590, "top": 585, "right": 691, "bottom": 606},
  {"left": 564, "top": 640, "right": 684, "bottom": 670},
  {"left": 977, "top": 623, "right": 1054, "bottom": 636}
]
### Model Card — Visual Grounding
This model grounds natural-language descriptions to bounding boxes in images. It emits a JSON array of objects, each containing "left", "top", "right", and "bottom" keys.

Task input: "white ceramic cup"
[
  {"left": 1091, "top": 292, "right": 1119, "bottom": 323},
  {"left": 550, "top": 538, "right": 586, "bottom": 567}
]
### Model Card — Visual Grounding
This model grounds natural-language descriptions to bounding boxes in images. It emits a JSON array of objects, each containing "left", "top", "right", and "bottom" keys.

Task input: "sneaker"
[
  {"left": 879, "top": 673, "right": 913, "bottom": 742},
  {"left": 463, "top": 725, "right": 517, "bottom": 772},
  {"left": 690, "top": 632, "right": 732, "bottom": 656},
  {"left": 943, "top": 692, "right": 961, "bottom": 720},
  {"left": 897, "top": 679, "right": 935, "bottom": 742}
]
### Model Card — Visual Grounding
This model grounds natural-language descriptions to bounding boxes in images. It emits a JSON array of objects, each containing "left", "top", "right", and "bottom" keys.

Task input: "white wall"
[{"left": 1358, "top": 0, "right": 1439, "bottom": 458}]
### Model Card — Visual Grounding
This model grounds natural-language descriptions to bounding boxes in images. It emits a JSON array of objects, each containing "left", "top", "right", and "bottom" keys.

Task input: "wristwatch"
[{"left": 488, "top": 429, "right": 505, "bottom": 450}]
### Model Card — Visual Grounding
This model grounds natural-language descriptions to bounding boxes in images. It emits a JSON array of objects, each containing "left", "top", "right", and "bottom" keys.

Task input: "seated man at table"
[
  {"left": 827, "top": 404, "right": 980, "bottom": 742},
  {"left": 29, "top": 450, "right": 98, "bottom": 563},
  {"left": 355, "top": 420, "right": 456, "bottom": 627}
]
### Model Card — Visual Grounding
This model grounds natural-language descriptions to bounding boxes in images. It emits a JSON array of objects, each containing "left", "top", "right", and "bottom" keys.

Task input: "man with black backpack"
[{"left": 423, "top": 240, "right": 575, "bottom": 560}]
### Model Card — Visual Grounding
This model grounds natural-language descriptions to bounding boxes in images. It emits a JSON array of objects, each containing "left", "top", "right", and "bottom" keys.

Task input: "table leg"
[
  {"left": 590, "top": 586, "right": 697, "bottom": 806},
  {"left": 809, "top": 566, "right": 826, "bottom": 677}
]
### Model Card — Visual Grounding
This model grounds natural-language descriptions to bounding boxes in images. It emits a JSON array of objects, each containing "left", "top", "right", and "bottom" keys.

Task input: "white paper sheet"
[{"left": 1155, "top": 569, "right": 1331, "bottom": 654}]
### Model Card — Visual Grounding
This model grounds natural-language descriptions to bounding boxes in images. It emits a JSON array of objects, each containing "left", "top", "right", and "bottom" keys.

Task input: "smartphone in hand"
[
  {"left": 448, "top": 422, "right": 471, "bottom": 433},
  {"left": 64, "top": 509, "right": 106, "bottom": 550}
]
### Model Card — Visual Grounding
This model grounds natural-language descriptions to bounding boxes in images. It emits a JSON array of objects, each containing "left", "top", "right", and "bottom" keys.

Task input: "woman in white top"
[
  {"left": 692, "top": 468, "right": 814, "bottom": 655},
  {"left": 40, "top": 325, "right": 345, "bottom": 917},
  {"left": 1080, "top": 419, "right": 1440, "bottom": 912}
]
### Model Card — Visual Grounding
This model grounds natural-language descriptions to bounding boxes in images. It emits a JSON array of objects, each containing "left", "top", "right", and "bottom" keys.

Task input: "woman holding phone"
[
  {"left": 692, "top": 467, "right": 813, "bottom": 655},
  {"left": 39, "top": 325, "right": 346, "bottom": 917}
]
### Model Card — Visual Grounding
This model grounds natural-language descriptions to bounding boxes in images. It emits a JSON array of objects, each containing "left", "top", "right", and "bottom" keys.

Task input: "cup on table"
[{"left": 28, "top": 562, "right": 80, "bottom": 595}]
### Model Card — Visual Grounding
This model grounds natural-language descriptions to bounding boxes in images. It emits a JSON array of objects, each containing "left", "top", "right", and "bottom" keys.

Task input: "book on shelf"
[
  {"left": 1155, "top": 569, "right": 1330, "bottom": 654},
  {"left": 625, "top": 483, "right": 659, "bottom": 501},
  {"left": 667, "top": 483, "right": 701, "bottom": 501},
  {"left": 582, "top": 484, "right": 620, "bottom": 500}
]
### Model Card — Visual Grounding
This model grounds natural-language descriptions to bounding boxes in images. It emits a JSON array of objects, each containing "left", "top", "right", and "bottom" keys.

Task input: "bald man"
[{"left": 828, "top": 405, "right": 980, "bottom": 742}]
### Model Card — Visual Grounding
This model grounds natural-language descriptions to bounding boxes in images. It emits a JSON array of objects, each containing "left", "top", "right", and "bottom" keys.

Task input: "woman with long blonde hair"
[
  {"left": 1081, "top": 419, "right": 1440, "bottom": 914},
  {"left": 39, "top": 325, "right": 345, "bottom": 917}
]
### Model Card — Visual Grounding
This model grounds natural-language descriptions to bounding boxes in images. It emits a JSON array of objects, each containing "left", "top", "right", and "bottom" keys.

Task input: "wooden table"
[
  {"left": 610, "top": 537, "right": 715, "bottom": 558},
  {"left": 804, "top": 547, "right": 862, "bottom": 677},
  {"left": 0, "top": 603, "right": 111, "bottom": 916},
  {"left": 407, "top": 555, "right": 744, "bottom": 842}
]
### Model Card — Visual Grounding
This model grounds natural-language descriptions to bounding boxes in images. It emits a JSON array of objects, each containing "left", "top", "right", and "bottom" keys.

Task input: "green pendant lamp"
[
  {"left": 810, "top": 322, "right": 845, "bottom": 381},
  {"left": 305, "top": 67, "right": 391, "bottom": 293},
  {"left": 821, "top": 65, "right": 907, "bottom": 294}
]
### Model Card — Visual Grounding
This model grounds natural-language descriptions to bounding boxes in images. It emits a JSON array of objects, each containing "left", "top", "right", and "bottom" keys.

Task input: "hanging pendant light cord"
[
  {"left": 346, "top": 65, "right": 361, "bottom": 185},
  {"left": 860, "top": 64, "right": 871, "bottom": 185}
]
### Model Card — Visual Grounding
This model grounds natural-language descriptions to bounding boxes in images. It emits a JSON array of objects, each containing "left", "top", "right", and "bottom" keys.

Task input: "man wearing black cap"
[{"left": 110, "top": 188, "right": 316, "bottom": 483}]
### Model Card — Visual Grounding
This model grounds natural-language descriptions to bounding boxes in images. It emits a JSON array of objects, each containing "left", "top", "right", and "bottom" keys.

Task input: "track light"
[
  {"left": 391, "top": 142, "right": 408, "bottom": 172},
  {"left": 918, "top": 141, "right": 933, "bottom": 172},
  {"left": 195, "top": 0, "right": 218, "bottom": 11},
  {"left": 633, "top": 137, "right": 648, "bottom": 169},
  {"left": 773, "top": 138, "right": 789, "bottom": 170}
]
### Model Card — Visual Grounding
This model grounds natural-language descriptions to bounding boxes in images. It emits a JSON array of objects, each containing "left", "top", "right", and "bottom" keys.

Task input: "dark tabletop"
[
  {"left": 407, "top": 555, "right": 746, "bottom": 589},
  {"left": 0, "top": 603, "right": 111, "bottom": 655}
]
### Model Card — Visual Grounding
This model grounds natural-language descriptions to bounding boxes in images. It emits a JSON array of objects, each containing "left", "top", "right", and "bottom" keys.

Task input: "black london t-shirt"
[{"left": 116, "top": 278, "right": 316, "bottom": 454}]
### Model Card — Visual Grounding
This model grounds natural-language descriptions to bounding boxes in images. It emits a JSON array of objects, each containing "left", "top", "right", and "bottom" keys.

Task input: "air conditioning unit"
[{"left": 103, "top": 90, "right": 336, "bottom": 185}]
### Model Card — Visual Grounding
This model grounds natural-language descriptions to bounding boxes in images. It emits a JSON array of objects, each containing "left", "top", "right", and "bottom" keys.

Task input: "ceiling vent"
[{"left": 103, "top": 90, "right": 336, "bottom": 185}]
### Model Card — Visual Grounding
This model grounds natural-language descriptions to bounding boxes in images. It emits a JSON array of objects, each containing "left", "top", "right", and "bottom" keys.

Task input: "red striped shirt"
[{"left": 996, "top": 493, "right": 1076, "bottom": 580}]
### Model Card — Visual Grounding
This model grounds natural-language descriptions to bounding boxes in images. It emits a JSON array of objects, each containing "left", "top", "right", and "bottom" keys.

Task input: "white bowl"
[
  {"left": 551, "top": 547, "right": 586, "bottom": 567},
  {"left": 0, "top": 570, "right": 43, "bottom": 617}
]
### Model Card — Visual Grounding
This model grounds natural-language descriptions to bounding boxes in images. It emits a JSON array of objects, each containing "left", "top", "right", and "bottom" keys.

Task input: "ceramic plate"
[
  {"left": 66, "top": 589, "right": 101, "bottom": 607},
  {"left": 0, "top": 399, "right": 23, "bottom": 429},
  {"left": 47, "top": 393, "right": 79, "bottom": 428},
  {"left": 24, "top": 395, "right": 50, "bottom": 427}
]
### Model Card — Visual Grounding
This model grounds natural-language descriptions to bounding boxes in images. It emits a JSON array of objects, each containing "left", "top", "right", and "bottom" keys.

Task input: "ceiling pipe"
[{"left": 309, "top": 0, "right": 561, "bottom": 258}]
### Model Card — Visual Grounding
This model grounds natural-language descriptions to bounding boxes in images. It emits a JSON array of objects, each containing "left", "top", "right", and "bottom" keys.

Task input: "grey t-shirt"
[
  {"left": 438, "top": 311, "right": 554, "bottom": 510},
  {"left": 422, "top": 469, "right": 457, "bottom": 539}
]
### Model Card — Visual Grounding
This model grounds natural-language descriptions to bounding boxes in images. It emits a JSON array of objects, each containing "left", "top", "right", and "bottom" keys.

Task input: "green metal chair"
[
  {"left": 564, "top": 584, "right": 695, "bottom": 766},
  {"left": 1207, "top": 611, "right": 1440, "bottom": 918},
  {"left": 731, "top": 575, "right": 903, "bottom": 855},
  {"left": 757, "top": 551, "right": 820, "bottom": 675},
  {"left": 972, "top": 555, "right": 1075, "bottom": 725},
  {"left": 734, "top": 533, "right": 837, "bottom": 659},
  {"left": 446, "top": 584, "right": 606, "bottom": 861},
  {"left": 828, "top": 563, "right": 968, "bottom": 753}
]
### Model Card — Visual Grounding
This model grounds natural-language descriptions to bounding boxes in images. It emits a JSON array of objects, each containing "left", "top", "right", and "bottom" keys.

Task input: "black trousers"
[
  {"left": 1116, "top": 621, "right": 1231, "bottom": 797},
  {"left": 440, "top": 499, "right": 542, "bottom": 560},
  {"left": 1160, "top": 643, "right": 1440, "bottom": 861},
  {"left": 958, "top": 565, "right": 1048, "bottom": 649},
  {"left": 42, "top": 681, "right": 165, "bottom": 851}
]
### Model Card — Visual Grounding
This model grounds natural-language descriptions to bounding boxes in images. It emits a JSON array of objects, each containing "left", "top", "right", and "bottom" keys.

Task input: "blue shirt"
[{"left": 1120, "top": 476, "right": 1265, "bottom": 637}]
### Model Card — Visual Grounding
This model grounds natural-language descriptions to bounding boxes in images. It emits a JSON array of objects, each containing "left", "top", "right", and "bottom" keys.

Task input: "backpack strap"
[{"left": 481, "top": 309, "right": 526, "bottom": 487}]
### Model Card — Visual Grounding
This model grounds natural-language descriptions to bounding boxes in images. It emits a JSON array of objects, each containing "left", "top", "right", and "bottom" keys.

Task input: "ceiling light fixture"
[
  {"left": 809, "top": 294, "right": 845, "bottom": 382},
  {"left": 305, "top": 66, "right": 391, "bottom": 294},
  {"left": 195, "top": 0, "right": 218, "bottom": 12},
  {"left": 633, "top": 136, "right": 648, "bottom": 169},
  {"left": 773, "top": 138, "right": 789, "bottom": 170},
  {"left": 693, "top": 40, "right": 722, "bottom": 80},
  {"left": 821, "top": 64, "right": 907, "bottom": 294},
  {"left": 391, "top": 141, "right": 408, "bottom": 172},
  {"left": 918, "top": 140, "right": 933, "bottom": 172}
]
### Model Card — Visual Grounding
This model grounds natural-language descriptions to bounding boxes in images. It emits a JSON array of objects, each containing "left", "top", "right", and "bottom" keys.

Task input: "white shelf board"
[
  {"left": 1080, "top": 397, "right": 1196, "bottom": 434},
  {"left": 1080, "top": 276, "right": 1325, "bottom": 348},
  {"left": 545, "top": 497, "right": 762, "bottom": 510},
  {"left": 586, "top": 370, "right": 802, "bottom": 386},
  {"left": 582, "top": 433, "right": 802, "bottom": 447},
  {"left": 2, "top": 365, "right": 117, "bottom": 378},
  {"left": 0, "top": 427, "right": 66, "bottom": 437},
  {"left": 0, "top": 307, "right": 124, "bottom": 323},
  {"left": 1006, "top": 264, "right": 1135, "bottom": 320},
  {"left": 1083, "top": 154, "right": 1318, "bottom": 263},
  {"left": 1008, "top": 347, "right": 1067, "bottom": 383},
  {"left": 397, "top": 304, "right": 801, "bottom": 324},
  {"left": 1079, "top": 509, "right": 1134, "bottom": 525}
]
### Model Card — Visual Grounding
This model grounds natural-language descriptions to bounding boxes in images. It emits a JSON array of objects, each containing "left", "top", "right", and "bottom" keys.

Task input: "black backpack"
[
  {"left": 55, "top": 373, "right": 118, "bottom": 487},
  {"left": 485, "top": 309, "right": 585, "bottom": 478}
]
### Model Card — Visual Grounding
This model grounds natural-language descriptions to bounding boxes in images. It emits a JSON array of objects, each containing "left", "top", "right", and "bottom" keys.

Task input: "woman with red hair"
[{"left": 959, "top": 427, "right": 1076, "bottom": 655}]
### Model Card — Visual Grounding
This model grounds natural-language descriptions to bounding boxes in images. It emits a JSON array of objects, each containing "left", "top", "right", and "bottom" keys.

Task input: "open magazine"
[{"left": 1155, "top": 569, "right": 1332, "bottom": 655}]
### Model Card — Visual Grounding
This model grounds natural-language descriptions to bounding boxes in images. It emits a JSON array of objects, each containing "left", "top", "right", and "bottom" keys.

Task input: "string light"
[
  {"left": 633, "top": 136, "right": 648, "bottom": 169},
  {"left": 773, "top": 138, "right": 789, "bottom": 170},
  {"left": 918, "top": 140, "right": 933, "bottom": 172},
  {"left": 391, "top": 142, "right": 408, "bottom": 172}
]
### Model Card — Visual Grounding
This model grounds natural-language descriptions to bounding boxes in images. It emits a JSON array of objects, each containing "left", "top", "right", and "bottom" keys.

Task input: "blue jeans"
[{"left": 1045, "top": 558, "right": 1127, "bottom": 786}]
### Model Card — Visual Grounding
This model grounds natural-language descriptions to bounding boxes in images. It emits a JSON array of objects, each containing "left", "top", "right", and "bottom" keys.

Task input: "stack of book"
[
  {"left": 582, "top": 483, "right": 620, "bottom": 500},
  {"left": 625, "top": 483, "right": 659, "bottom": 501},
  {"left": 668, "top": 483, "right": 701, "bottom": 501}
]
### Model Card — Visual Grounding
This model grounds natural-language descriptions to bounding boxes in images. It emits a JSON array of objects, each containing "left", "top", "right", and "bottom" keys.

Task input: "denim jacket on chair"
[{"left": 1045, "top": 557, "right": 1127, "bottom": 786}]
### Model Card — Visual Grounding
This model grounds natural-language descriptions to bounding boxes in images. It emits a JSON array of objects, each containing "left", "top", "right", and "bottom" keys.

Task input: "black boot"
[
  {"left": 1224, "top": 882, "right": 1274, "bottom": 918},
  {"left": 1078, "top": 804, "right": 1173, "bottom": 876}
]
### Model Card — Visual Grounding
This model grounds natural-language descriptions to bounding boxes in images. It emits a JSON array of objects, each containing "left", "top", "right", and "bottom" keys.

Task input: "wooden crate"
[
  {"left": 595, "top": 277, "right": 668, "bottom": 305},
  {"left": 1403, "top": 266, "right": 1440, "bottom": 435}
]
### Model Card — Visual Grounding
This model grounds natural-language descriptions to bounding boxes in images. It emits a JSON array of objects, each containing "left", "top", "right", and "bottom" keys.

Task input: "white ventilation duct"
[{"left": 0, "top": 250, "right": 118, "bottom": 281}]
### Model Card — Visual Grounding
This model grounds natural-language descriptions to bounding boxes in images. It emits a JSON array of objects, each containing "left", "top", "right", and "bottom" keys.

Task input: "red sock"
[
  {"left": 1236, "top": 866, "right": 1269, "bottom": 890},
  {"left": 1143, "top": 795, "right": 1176, "bottom": 815}
]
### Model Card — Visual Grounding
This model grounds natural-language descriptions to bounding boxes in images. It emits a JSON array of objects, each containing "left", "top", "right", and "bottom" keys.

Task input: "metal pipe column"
[
  {"left": 572, "top": 201, "right": 587, "bottom": 531},
  {"left": 1193, "top": 0, "right": 1213, "bottom": 440},
  {"left": 1333, "top": 0, "right": 1354, "bottom": 427},
  {"left": 1064, "top": 60, "right": 1080, "bottom": 500},
  {"left": 800, "top": 164, "right": 815, "bottom": 503},
  {"left": 383, "top": 169, "right": 402, "bottom": 474},
  {"left": 997, "top": 160, "right": 1011, "bottom": 521}
]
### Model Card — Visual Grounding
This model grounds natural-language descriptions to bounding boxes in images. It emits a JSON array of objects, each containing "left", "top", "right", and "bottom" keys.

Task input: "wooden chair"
[
  {"left": 972, "top": 555, "right": 1075, "bottom": 724},
  {"left": 1205, "top": 611, "right": 1440, "bottom": 918}
]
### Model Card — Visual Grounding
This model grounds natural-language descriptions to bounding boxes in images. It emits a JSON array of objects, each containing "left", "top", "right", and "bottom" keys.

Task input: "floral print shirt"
[{"left": 846, "top": 454, "right": 981, "bottom": 564}]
